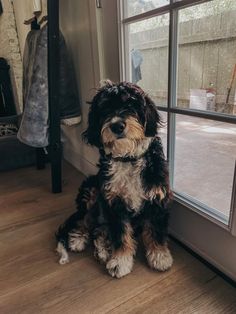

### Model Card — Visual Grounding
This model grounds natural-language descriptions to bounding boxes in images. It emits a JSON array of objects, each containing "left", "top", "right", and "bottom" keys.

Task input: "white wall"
[{"left": 59, "top": 0, "right": 120, "bottom": 176}]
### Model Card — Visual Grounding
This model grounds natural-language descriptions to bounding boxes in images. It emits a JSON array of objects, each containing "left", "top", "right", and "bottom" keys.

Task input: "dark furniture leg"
[
  {"left": 47, "top": 0, "right": 62, "bottom": 193},
  {"left": 36, "top": 148, "right": 46, "bottom": 170}
]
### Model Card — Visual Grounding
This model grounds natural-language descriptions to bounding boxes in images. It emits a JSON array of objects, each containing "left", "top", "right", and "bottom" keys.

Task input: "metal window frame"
[
  {"left": 118, "top": 0, "right": 236, "bottom": 234},
  {"left": 122, "top": 0, "right": 214, "bottom": 24}
]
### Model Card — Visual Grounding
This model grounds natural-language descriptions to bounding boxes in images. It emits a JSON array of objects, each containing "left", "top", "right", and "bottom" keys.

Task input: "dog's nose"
[{"left": 110, "top": 121, "right": 126, "bottom": 135}]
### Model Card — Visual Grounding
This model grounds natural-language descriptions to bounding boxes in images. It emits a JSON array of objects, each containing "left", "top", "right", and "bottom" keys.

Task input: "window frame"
[{"left": 118, "top": 0, "right": 236, "bottom": 234}]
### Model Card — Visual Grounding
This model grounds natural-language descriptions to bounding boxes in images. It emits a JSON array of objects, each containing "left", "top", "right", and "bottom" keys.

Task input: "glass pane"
[
  {"left": 173, "top": 114, "right": 236, "bottom": 222},
  {"left": 126, "top": 14, "right": 169, "bottom": 106},
  {"left": 177, "top": 0, "right": 236, "bottom": 116},
  {"left": 124, "top": 0, "right": 169, "bottom": 18}
]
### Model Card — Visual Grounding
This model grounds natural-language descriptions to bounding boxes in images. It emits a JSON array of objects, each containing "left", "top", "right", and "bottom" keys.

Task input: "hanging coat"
[{"left": 17, "top": 24, "right": 81, "bottom": 148}]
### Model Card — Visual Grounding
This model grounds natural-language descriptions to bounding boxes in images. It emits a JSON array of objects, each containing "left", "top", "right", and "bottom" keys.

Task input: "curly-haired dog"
[{"left": 56, "top": 81, "right": 173, "bottom": 278}]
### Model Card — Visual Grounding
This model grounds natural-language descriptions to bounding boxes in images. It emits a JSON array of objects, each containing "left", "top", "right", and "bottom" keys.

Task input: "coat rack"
[{"left": 47, "top": 0, "right": 62, "bottom": 193}]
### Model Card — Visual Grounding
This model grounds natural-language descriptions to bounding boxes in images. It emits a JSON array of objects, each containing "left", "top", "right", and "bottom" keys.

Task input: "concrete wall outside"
[{"left": 131, "top": 10, "right": 236, "bottom": 113}]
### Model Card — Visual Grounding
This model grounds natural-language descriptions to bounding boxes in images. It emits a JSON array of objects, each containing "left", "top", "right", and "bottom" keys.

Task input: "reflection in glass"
[
  {"left": 124, "top": 0, "right": 169, "bottom": 18},
  {"left": 177, "top": 0, "right": 236, "bottom": 115},
  {"left": 174, "top": 114, "right": 236, "bottom": 220},
  {"left": 126, "top": 14, "right": 169, "bottom": 106}
]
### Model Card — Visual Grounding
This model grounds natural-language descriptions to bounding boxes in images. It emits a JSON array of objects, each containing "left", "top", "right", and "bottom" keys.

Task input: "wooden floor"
[{"left": 0, "top": 162, "right": 235, "bottom": 314}]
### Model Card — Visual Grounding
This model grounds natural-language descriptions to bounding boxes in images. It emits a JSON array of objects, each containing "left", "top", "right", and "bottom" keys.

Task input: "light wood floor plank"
[
  {"left": 179, "top": 277, "right": 236, "bottom": 314},
  {"left": 0, "top": 242, "right": 196, "bottom": 314},
  {"left": 0, "top": 163, "right": 83, "bottom": 233},
  {"left": 111, "top": 271, "right": 236, "bottom": 313}
]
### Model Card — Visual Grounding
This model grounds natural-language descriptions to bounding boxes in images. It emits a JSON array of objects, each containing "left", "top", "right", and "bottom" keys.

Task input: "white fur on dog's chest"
[{"left": 104, "top": 159, "right": 146, "bottom": 212}]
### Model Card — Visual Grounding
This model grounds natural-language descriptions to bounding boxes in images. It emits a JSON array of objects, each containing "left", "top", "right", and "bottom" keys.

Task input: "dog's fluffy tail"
[{"left": 56, "top": 242, "right": 70, "bottom": 265}]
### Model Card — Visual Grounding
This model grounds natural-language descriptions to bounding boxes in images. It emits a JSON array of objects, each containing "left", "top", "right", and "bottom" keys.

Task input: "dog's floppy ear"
[
  {"left": 82, "top": 81, "right": 114, "bottom": 147},
  {"left": 144, "top": 95, "right": 162, "bottom": 137},
  {"left": 82, "top": 101, "right": 101, "bottom": 147},
  {"left": 82, "top": 79, "right": 114, "bottom": 148}
]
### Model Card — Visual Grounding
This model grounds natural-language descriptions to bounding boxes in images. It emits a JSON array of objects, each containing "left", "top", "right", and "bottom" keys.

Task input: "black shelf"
[{"left": 0, "top": 114, "right": 19, "bottom": 124}]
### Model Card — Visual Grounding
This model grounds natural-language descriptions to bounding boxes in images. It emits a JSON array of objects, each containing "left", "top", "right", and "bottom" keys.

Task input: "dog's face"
[{"left": 83, "top": 81, "right": 162, "bottom": 157}]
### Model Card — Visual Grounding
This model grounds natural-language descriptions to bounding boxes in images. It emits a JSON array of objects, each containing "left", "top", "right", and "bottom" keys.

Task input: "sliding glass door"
[{"left": 118, "top": 0, "right": 236, "bottom": 279}]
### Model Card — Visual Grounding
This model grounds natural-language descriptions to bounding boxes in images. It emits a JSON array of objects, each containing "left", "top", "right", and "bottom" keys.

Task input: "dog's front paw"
[
  {"left": 146, "top": 247, "right": 173, "bottom": 271},
  {"left": 94, "top": 247, "right": 110, "bottom": 264},
  {"left": 94, "top": 241, "right": 111, "bottom": 264},
  {"left": 93, "top": 231, "right": 112, "bottom": 264},
  {"left": 106, "top": 255, "right": 134, "bottom": 278},
  {"left": 69, "top": 230, "right": 89, "bottom": 252}
]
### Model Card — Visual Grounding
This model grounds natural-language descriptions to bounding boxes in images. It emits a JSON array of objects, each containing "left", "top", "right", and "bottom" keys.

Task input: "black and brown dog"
[{"left": 56, "top": 80, "right": 173, "bottom": 278}]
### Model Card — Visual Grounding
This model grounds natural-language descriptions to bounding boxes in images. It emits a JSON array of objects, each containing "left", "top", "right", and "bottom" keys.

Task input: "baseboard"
[
  {"left": 169, "top": 228, "right": 236, "bottom": 284},
  {"left": 63, "top": 145, "right": 97, "bottom": 176}
]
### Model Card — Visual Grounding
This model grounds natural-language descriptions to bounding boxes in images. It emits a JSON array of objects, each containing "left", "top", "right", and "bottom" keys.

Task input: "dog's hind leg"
[
  {"left": 56, "top": 175, "right": 99, "bottom": 264},
  {"left": 68, "top": 219, "right": 90, "bottom": 253},
  {"left": 56, "top": 211, "right": 90, "bottom": 264}
]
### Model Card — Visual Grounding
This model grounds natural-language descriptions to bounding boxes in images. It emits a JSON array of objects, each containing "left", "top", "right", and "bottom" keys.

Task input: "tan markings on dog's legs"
[
  {"left": 121, "top": 222, "right": 137, "bottom": 255},
  {"left": 104, "top": 190, "right": 117, "bottom": 206},
  {"left": 106, "top": 223, "right": 137, "bottom": 278},
  {"left": 82, "top": 187, "right": 98, "bottom": 210},
  {"left": 146, "top": 186, "right": 166, "bottom": 201},
  {"left": 94, "top": 227, "right": 112, "bottom": 264},
  {"left": 142, "top": 222, "right": 173, "bottom": 271},
  {"left": 56, "top": 242, "right": 69, "bottom": 265},
  {"left": 69, "top": 221, "right": 89, "bottom": 252}
]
